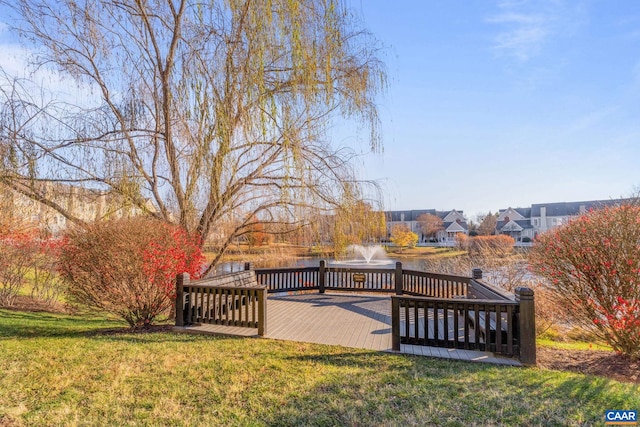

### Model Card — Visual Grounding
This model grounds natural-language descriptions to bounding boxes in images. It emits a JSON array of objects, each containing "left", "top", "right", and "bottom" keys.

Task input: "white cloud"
[
  {"left": 0, "top": 41, "right": 100, "bottom": 109},
  {"left": 487, "top": 0, "right": 583, "bottom": 63},
  {"left": 493, "top": 23, "right": 548, "bottom": 62},
  {"left": 0, "top": 43, "right": 30, "bottom": 77},
  {"left": 562, "top": 107, "right": 617, "bottom": 135}
]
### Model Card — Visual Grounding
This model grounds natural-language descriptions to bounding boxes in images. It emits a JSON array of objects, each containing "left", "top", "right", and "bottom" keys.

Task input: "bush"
[
  {"left": 530, "top": 204, "right": 640, "bottom": 360},
  {"left": 455, "top": 233, "right": 469, "bottom": 250},
  {"left": 471, "top": 235, "right": 514, "bottom": 256},
  {"left": 29, "top": 237, "right": 66, "bottom": 307},
  {"left": 0, "top": 232, "right": 37, "bottom": 306},
  {"left": 530, "top": 282, "right": 564, "bottom": 336},
  {"left": 59, "top": 218, "right": 204, "bottom": 328},
  {"left": 0, "top": 229, "right": 65, "bottom": 307},
  {"left": 453, "top": 234, "right": 514, "bottom": 256}
]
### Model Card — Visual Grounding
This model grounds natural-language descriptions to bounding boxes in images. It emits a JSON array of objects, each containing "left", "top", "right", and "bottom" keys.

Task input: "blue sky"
[
  {"left": 348, "top": 0, "right": 640, "bottom": 219},
  {"left": 1, "top": 1, "right": 638, "bottom": 221}
]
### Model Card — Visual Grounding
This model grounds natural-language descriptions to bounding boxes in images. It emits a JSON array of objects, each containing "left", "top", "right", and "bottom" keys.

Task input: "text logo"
[{"left": 605, "top": 410, "right": 637, "bottom": 426}]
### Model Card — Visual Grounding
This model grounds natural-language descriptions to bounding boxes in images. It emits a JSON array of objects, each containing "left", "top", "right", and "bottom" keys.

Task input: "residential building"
[
  {"left": 1, "top": 182, "right": 154, "bottom": 234},
  {"left": 384, "top": 209, "right": 468, "bottom": 244},
  {"left": 496, "top": 198, "right": 629, "bottom": 240},
  {"left": 495, "top": 207, "right": 534, "bottom": 241}
]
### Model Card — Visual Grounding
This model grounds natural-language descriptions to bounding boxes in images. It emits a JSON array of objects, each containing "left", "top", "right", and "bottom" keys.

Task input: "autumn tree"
[
  {"left": 390, "top": 224, "right": 418, "bottom": 253},
  {"left": 0, "top": 0, "right": 386, "bottom": 274},
  {"left": 530, "top": 204, "right": 640, "bottom": 360},
  {"left": 416, "top": 213, "right": 443, "bottom": 239},
  {"left": 477, "top": 212, "right": 498, "bottom": 236},
  {"left": 245, "top": 216, "right": 268, "bottom": 248},
  {"left": 332, "top": 198, "right": 386, "bottom": 257}
]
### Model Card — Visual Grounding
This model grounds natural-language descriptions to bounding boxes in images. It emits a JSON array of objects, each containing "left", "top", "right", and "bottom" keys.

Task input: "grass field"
[
  {"left": 536, "top": 337, "right": 612, "bottom": 352},
  {"left": 386, "top": 246, "right": 466, "bottom": 259},
  {"left": 1, "top": 309, "right": 638, "bottom": 426}
]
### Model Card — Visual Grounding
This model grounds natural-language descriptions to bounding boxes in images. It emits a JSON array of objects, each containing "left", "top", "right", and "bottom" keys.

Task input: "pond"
[{"left": 213, "top": 257, "right": 426, "bottom": 274}]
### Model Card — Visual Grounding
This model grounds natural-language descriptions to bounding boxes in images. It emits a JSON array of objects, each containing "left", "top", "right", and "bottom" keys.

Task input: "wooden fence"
[
  {"left": 178, "top": 261, "right": 536, "bottom": 364},
  {"left": 402, "top": 269, "right": 469, "bottom": 298},
  {"left": 391, "top": 278, "right": 535, "bottom": 363},
  {"left": 254, "top": 267, "right": 320, "bottom": 293},
  {"left": 175, "top": 270, "right": 267, "bottom": 336},
  {"left": 255, "top": 261, "right": 471, "bottom": 297},
  {"left": 391, "top": 295, "right": 523, "bottom": 357}
]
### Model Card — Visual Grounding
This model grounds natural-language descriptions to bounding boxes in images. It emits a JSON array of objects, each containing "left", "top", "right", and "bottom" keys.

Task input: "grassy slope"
[
  {"left": 387, "top": 246, "right": 466, "bottom": 259},
  {"left": 1, "top": 310, "right": 638, "bottom": 427}
]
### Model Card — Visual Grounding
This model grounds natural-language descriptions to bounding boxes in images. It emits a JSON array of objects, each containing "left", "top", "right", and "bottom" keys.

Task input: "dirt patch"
[
  {"left": 2, "top": 295, "right": 68, "bottom": 314},
  {"left": 537, "top": 346, "right": 640, "bottom": 384}
]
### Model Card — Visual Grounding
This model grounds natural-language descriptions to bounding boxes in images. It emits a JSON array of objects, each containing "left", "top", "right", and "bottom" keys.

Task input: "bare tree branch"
[{"left": 0, "top": 0, "right": 387, "bottom": 269}]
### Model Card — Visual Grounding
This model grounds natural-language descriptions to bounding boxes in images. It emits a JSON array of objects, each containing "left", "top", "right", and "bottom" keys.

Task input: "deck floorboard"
[{"left": 174, "top": 292, "right": 521, "bottom": 366}]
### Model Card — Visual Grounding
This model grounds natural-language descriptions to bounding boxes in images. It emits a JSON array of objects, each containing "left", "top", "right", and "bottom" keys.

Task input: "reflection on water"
[
  {"left": 214, "top": 257, "right": 425, "bottom": 274},
  {"left": 214, "top": 257, "right": 314, "bottom": 274}
]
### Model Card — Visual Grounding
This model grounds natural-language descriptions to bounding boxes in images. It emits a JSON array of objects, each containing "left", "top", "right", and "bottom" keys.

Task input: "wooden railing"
[
  {"left": 402, "top": 270, "right": 469, "bottom": 298},
  {"left": 192, "top": 261, "right": 536, "bottom": 364},
  {"left": 324, "top": 265, "right": 397, "bottom": 293},
  {"left": 254, "top": 267, "right": 320, "bottom": 293},
  {"left": 175, "top": 271, "right": 267, "bottom": 336},
  {"left": 255, "top": 261, "right": 471, "bottom": 297},
  {"left": 391, "top": 296, "right": 519, "bottom": 356},
  {"left": 468, "top": 277, "right": 514, "bottom": 300},
  {"left": 391, "top": 287, "right": 535, "bottom": 363}
]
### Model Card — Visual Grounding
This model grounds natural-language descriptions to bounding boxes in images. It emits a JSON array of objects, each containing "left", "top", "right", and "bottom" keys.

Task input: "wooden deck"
[{"left": 174, "top": 292, "right": 521, "bottom": 366}]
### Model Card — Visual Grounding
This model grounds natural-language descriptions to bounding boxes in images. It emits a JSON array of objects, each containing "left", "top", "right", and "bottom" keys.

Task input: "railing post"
[
  {"left": 257, "top": 287, "right": 267, "bottom": 336},
  {"left": 319, "top": 260, "right": 326, "bottom": 294},
  {"left": 175, "top": 272, "right": 189, "bottom": 327},
  {"left": 394, "top": 261, "right": 403, "bottom": 295},
  {"left": 391, "top": 296, "right": 400, "bottom": 351},
  {"left": 516, "top": 287, "right": 536, "bottom": 365},
  {"left": 472, "top": 268, "right": 483, "bottom": 280}
]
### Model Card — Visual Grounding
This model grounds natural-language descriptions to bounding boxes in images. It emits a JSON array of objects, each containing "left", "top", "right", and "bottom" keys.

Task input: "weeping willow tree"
[
  {"left": 0, "top": 0, "right": 386, "bottom": 272},
  {"left": 332, "top": 185, "right": 386, "bottom": 257}
]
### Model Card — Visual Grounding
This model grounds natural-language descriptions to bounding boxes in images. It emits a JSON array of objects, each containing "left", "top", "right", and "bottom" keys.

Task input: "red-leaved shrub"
[
  {"left": 530, "top": 204, "right": 640, "bottom": 359},
  {"left": 59, "top": 217, "right": 204, "bottom": 328}
]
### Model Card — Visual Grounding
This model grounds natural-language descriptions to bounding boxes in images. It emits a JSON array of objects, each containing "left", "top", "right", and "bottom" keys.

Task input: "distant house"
[
  {"left": 495, "top": 207, "right": 534, "bottom": 241},
  {"left": 496, "top": 198, "right": 629, "bottom": 240},
  {"left": 384, "top": 209, "right": 468, "bottom": 244},
  {"left": 440, "top": 210, "right": 468, "bottom": 242},
  {"left": 529, "top": 200, "right": 626, "bottom": 234}
]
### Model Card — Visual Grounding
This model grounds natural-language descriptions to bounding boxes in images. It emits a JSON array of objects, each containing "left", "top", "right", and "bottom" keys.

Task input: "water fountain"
[{"left": 330, "top": 244, "right": 394, "bottom": 266}]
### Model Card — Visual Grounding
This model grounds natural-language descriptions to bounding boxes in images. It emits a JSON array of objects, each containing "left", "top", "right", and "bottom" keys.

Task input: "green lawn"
[
  {"left": 1, "top": 309, "right": 638, "bottom": 426},
  {"left": 537, "top": 337, "right": 612, "bottom": 352}
]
